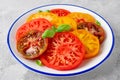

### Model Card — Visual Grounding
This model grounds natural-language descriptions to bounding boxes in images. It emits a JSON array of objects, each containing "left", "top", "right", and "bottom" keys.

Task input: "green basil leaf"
[
  {"left": 56, "top": 24, "right": 71, "bottom": 32},
  {"left": 42, "top": 29, "right": 56, "bottom": 38},
  {"left": 46, "top": 10, "right": 50, "bottom": 12},
  {"left": 36, "top": 60, "right": 42, "bottom": 66},
  {"left": 96, "top": 20, "right": 101, "bottom": 26},
  {"left": 38, "top": 10, "right": 42, "bottom": 13}
]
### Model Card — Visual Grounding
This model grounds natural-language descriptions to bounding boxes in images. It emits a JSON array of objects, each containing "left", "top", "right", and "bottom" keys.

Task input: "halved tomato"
[
  {"left": 77, "top": 22, "right": 105, "bottom": 43},
  {"left": 72, "top": 30, "right": 100, "bottom": 59},
  {"left": 50, "top": 8, "right": 71, "bottom": 17},
  {"left": 16, "top": 18, "right": 52, "bottom": 41},
  {"left": 17, "top": 30, "right": 48, "bottom": 59},
  {"left": 67, "top": 12, "right": 96, "bottom": 25},
  {"left": 26, "top": 12, "right": 58, "bottom": 23},
  {"left": 40, "top": 32, "right": 85, "bottom": 70},
  {"left": 52, "top": 16, "right": 77, "bottom": 30}
]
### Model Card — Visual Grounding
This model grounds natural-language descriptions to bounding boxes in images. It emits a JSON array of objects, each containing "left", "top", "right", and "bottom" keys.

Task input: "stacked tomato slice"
[{"left": 16, "top": 8, "right": 105, "bottom": 70}]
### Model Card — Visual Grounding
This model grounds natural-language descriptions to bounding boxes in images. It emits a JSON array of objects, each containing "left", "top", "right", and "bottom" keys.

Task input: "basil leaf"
[
  {"left": 56, "top": 24, "right": 71, "bottom": 32},
  {"left": 46, "top": 10, "right": 50, "bottom": 12},
  {"left": 36, "top": 60, "right": 42, "bottom": 66},
  {"left": 38, "top": 10, "right": 42, "bottom": 13},
  {"left": 96, "top": 20, "right": 101, "bottom": 26},
  {"left": 42, "top": 29, "right": 56, "bottom": 38}
]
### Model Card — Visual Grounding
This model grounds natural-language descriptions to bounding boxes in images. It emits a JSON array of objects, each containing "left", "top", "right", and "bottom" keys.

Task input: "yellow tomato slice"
[
  {"left": 26, "top": 12, "right": 58, "bottom": 23},
  {"left": 72, "top": 29, "right": 100, "bottom": 59},
  {"left": 67, "top": 12, "right": 96, "bottom": 24},
  {"left": 52, "top": 16, "right": 77, "bottom": 30}
]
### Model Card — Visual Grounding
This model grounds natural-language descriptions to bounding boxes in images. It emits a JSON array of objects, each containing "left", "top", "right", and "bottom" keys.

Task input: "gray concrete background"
[{"left": 0, "top": 0, "right": 120, "bottom": 80}]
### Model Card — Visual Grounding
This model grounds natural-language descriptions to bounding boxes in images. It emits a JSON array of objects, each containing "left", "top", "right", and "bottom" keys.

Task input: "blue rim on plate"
[{"left": 7, "top": 4, "right": 115, "bottom": 76}]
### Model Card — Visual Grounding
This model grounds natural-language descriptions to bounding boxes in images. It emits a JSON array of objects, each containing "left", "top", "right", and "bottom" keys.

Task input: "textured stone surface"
[{"left": 0, "top": 0, "right": 119, "bottom": 80}]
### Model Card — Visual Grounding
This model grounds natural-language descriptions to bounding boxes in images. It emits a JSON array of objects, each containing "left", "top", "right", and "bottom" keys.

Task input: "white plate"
[{"left": 7, "top": 4, "right": 114, "bottom": 76}]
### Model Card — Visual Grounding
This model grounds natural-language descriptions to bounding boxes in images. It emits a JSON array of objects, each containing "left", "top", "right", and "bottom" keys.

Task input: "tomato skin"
[
  {"left": 50, "top": 8, "right": 71, "bottom": 17},
  {"left": 77, "top": 22, "right": 105, "bottom": 43},
  {"left": 17, "top": 30, "right": 48, "bottom": 59},
  {"left": 16, "top": 18, "right": 52, "bottom": 41},
  {"left": 40, "top": 32, "right": 85, "bottom": 70}
]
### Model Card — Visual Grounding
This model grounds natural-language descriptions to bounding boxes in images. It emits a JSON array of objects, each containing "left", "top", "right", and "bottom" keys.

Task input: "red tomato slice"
[
  {"left": 17, "top": 30, "right": 48, "bottom": 59},
  {"left": 50, "top": 8, "right": 71, "bottom": 17},
  {"left": 40, "top": 32, "right": 85, "bottom": 70},
  {"left": 16, "top": 18, "right": 52, "bottom": 41}
]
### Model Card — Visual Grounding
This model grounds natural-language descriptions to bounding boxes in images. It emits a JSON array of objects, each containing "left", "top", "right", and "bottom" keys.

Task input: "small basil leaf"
[
  {"left": 96, "top": 20, "right": 101, "bottom": 26},
  {"left": 46, "top": 10, "right": 50, "bottom": 12},
  {"left": 42, "top": 29, "right": 56, "bottom": 38},
  {"left": 56, "top": 24, "right": 71, "bottom": 32},
  {"left": 38, "top": 10, "right": 42, "bottom": 13},
  {"left": 36, "top": 60, "right": 42, "bottom": 66}
]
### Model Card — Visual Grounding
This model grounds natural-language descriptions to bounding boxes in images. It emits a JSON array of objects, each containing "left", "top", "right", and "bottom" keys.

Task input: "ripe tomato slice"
[
  {"left": 16, "top": 18, "right": 52, "bottom": 41},
  {"left": 50, "top": 8, "right": 71, "bottom": 17},
  {"left": 77, "top": 22, "right": 105, "bottom": 44},
  {"left": 26, "top": 12, "right": 58, "bottom": 23},
  {"left": 17, "top": 30, "right": 48, "bottom": 59},
  {"left": 40, "top": 32, "right": 85, "bottom": 70},
  {"left": 72, "top": 30, "right": 100, "bottom": 59},
  {"left": 52, "top": 16, "right": 77, "bottom": 30},
  {"left": 67, "top": 12, "right": 96, "bottom": 25}
]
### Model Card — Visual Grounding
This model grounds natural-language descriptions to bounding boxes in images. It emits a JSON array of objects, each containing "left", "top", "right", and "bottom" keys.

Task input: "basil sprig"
[{"left": 42, "top": 24, "right": 71, "bottom": 38}]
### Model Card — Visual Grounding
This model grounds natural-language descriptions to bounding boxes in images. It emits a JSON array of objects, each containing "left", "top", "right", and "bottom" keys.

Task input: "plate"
[{"left": 7, "top": 4, "right": 114, "bottom": 76}]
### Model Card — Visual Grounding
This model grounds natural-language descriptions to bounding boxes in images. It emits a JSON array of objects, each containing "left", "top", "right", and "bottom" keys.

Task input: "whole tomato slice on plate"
[
  {"left": 50, "top": 8, "right": 71, "bottom": 17},
  {"left": 40, "top": 32, "right": 85, "bottom": 70},
  {"left": 72, "top": 30, "right": 100, "bottom": 59},
  {"left": 77, "top": 22, "right": 105, "bottom": 44},
  {"left": 16, "top": 18, "right": 52, "bottom": 41},
  {"left": 17, "top": 30, "right": 48, "bottom": 59}
]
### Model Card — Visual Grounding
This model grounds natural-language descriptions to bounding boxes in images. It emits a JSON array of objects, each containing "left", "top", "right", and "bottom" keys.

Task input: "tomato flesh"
[
  {"left": 40, "top": 32, "right": 85, "bottom": 70},
  {"left": 50, "top": 8, "right": 71, "bottom": 17},
  {"left": 17, "top": 30, "right": 48, "bottom": 59},
  {"left": 16, "top": 18, "right": 52, "bottom": 41}
]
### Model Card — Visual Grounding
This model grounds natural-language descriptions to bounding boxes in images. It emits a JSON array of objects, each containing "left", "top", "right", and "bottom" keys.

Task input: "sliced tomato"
[
  {"left": 50, "top": 8, "right": 71, "bottom": 17},
  {"left": 16, "top": 18, "right": 52, "bottom": 41},
  {"left": 17, "top": 30, "right": 48, "bottom": 59},
  {"left": 26, "top": 12, "right": 58, "bottom": 23},
  {"left": 52, "top": 16, "right": 77, "bottom": 30},
  {"left": 72, "top": 30, "right": 100, "bottom": 59},
  {"left": 40, "top": 32, "right": 85, "bottom": 70},
  {"left": 77, "top": 22, "right": 105, "bottom": 43},
  {"left": 67, "top": 12, "right": 96, "bottom": 25}
]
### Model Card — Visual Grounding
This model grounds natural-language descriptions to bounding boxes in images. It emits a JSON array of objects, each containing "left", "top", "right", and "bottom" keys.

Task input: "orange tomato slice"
[
  {"left": 26, "top": 12, "right": 58, "bottom": 23},
  {"left": 67, "top": 12, "right": 96, "bottom": 24},
  {"left": 72, "top": 29, "right": 100, "bottom": 59},
  {"left": 52, "top": 16, "right": 77, "bottom": 30}
]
